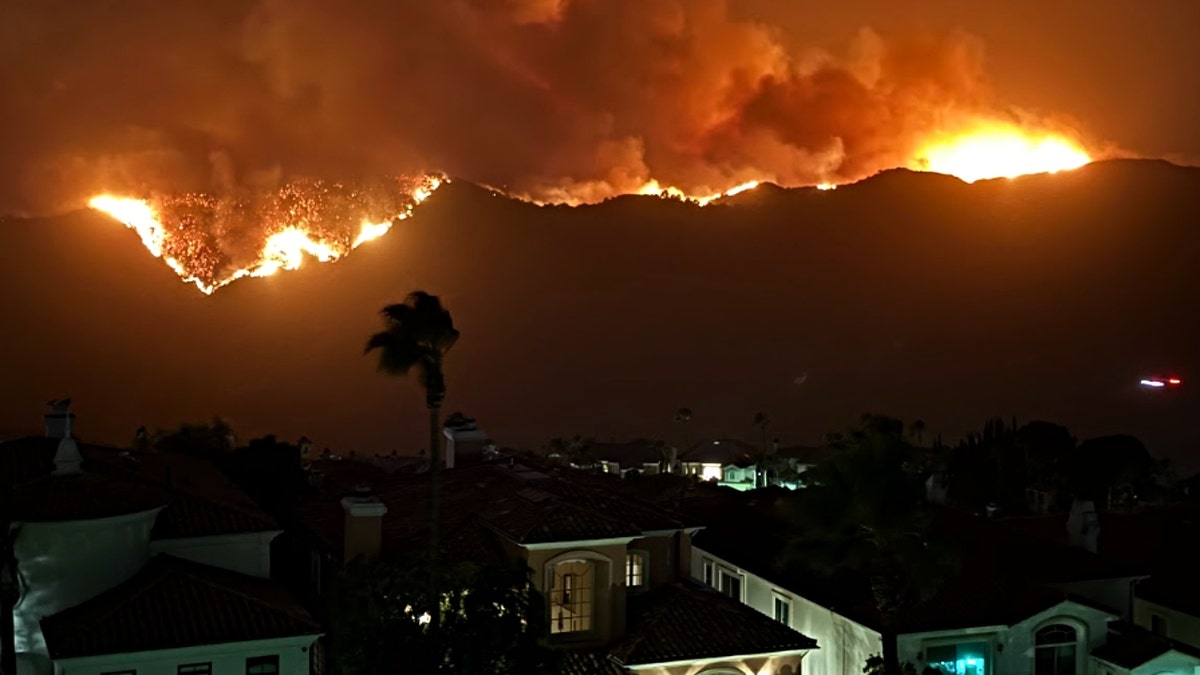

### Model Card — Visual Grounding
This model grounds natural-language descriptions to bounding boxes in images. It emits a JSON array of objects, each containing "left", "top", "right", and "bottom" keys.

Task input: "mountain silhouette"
[{"left": 2, "top": 159, "right": 1197, "bottom": 469}]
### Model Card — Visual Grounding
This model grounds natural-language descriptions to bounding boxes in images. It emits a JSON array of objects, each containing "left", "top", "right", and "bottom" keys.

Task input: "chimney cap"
[{"left": 342, "top": 495, "right": 387, "bottom": 518}]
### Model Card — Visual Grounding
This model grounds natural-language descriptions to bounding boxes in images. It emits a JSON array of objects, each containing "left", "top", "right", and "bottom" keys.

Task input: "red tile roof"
[
  {"left": 290, "top": 459, "right": 689, "bottom": 559},
  {"left": 610, "top": 582, "right": 817, "bottom": 666},
  {"left": 40, "top": 554, "right": 321, "bottom": 659}
]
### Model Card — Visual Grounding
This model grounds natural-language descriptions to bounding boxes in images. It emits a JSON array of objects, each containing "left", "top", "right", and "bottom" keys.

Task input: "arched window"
[
  {"left": 549, "top": 560, "right": 595, "bottom": 634},
  {"left": 1034, "top": 623, "right": 1079, "bottom": 675}
]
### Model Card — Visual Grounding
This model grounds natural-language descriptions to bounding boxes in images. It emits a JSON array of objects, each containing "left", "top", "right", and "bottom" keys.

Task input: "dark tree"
[
  {"left": 335, "top": 557, "right": 564, "bottom": 674},
  {"left": 781, "top": 415, "right": 957, "bottom": 675}
]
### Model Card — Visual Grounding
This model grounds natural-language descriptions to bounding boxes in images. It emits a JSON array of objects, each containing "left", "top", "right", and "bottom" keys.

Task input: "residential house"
[
  {"left": 679, "top": 440, "right": 758, "bottom": 490},
  {"left": 2, "top": 402, "right": 321, "bottom": 675},
  {"left": 1133, "top": 574, "right": 1200, "bottom": 650},
  {"left": 684, "top": 489, "right": 1149, "bottom": 675},
  {"left": 278, "top": 453, "right": 819, "bottom": 674},
  {"left": 587, "top": 439, "right": 670, "bottom": 477}
]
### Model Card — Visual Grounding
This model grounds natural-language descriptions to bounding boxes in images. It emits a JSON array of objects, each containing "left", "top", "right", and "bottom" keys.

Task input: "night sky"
[{"left": 1, "top": 2, "right": 1198, "bottom": 467}]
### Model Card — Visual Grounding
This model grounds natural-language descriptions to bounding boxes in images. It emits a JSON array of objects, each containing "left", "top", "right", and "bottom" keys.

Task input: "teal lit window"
[{"left": 926, "top": 642, "right": 988, "bottom": 675}]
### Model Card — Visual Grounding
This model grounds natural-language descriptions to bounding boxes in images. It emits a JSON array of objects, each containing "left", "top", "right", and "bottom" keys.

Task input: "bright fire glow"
[
  {"left": 637, "top": 179, "right": 761, "bottom": 206},
  {"left": 913, "top": 125, "right": 1091, "bottom": 183},
  {"left": 1169, "top": 378, "right": 1182, "bottom": 385},
  {"left": 89, "top": 176, "right": 443, "bottom": 295}
]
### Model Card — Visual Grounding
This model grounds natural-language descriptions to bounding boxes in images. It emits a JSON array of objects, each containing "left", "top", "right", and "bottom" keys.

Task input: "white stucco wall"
[
  {"left": 897, "top": 600, "right": 1116, "bottom": 675},
  {"left": 1130, "top": 651, "right": 1200, "bottom": 675},
  {"left": 53, "top": 635, "right": 319, "bottom": 675},
  {"left": 13, "top": 508, "right": 163, "bottom": 665},
  {"left": 151, "top": 531, "right": 280, "bottom": 579},
  {"left": 691, "top": 546, "right": 882, "bottom": 675}
]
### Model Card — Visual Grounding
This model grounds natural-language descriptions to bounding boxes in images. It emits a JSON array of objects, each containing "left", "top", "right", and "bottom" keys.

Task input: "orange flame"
[
  {"left": 89, "top": 176, "right": 443, "bottom": 295},
  {"left": 912, "top": 123, "right": 1091, "bottom": 183}
]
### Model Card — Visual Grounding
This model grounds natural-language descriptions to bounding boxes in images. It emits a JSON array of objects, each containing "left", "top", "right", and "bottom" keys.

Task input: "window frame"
[
  {"left": 922, "top": 636, "right": 995, "bottom": 675},
  {"left": 1031, "top": 619, "right": 1085, "bottom": 675},
  {"left": 245, "top": 655, "right": 280, "bottom": 675},
  {"left": 772, "top": 591, "right": 792, "bottom": 626},
  {"left": 178, "top": 664, "right": 212, "bottom": 675},
  {"left": 625, "top": 549, "right": 648, "bottom": 590},
  {"left": 548, "top": 558, "right": 597, "bottom": 635},
  {"left": 702, "top": 558, "right": 715, "bottom": 587},
  {"left": 716, "top": 565, "right": 744, "bottom": 603},
  {"left": 1150, "top": 613, "right": 1167, "bottom": 636}
]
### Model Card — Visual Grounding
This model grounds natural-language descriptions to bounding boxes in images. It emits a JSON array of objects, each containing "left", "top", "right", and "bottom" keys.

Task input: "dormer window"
[
  {"left": 550, "top": 560, "right": 594, "bottom": 633},
  {"left": 625, "top": 551, "right": 647, "bottom": 589}
]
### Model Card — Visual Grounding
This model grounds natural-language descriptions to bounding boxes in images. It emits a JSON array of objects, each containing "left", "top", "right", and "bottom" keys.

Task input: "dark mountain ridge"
[{"left": 2, "top": 160, "right": 1198, "bottom": 469}]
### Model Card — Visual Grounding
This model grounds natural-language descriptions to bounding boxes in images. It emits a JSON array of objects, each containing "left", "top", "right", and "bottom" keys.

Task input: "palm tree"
[
  {"left": 674, "top": 408, "right": 692, "bottom": 470},
  {"left": 753, "top": 412, "right": 771, "bottom": 488},
  {"left": 365, "top": 291, "right": 459, "bottom": 622}
]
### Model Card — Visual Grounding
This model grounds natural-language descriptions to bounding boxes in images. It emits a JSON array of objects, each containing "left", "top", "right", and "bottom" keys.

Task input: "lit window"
[
  {"left": 179, "top": 665, "right": 211, "bottom": 675},
  {"left": 926, "top": 642, "right": 988, "bottom": 675},
  {"left": 245, "top": 656, "right": 278, "bottom": 675},
  {"left": 625, "top": 552, "right": 646, "bottom": 588},
  {"left": 702, "top": 559, "right": 715, "bottom": 587},
  {"left": 718, "top": 568, "right": 743, "bottom": 602},
  {"left": 550, "top": 560, "right": 594, "bottom": 634},
  {"left": 701, "top": 464, "right": 722, "bottom": 481},
  {"left": 1034, "top": 624, "right": 1077, "bottom": 675},
  {"left": 773, "top": 594, "right": 792, "bottom": 626}
]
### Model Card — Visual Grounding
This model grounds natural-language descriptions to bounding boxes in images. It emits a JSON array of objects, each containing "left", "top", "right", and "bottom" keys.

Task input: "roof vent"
[{"left": 49, "top": 399, "right": 82, "bottom": 476}]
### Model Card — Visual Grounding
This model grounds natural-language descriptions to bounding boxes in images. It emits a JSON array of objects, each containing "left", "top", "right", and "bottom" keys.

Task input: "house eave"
[{"left": 623, "top": 647, "right": 815, "bottom": 670}]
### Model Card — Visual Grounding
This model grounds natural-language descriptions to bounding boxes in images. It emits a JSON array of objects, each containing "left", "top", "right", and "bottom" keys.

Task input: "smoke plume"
[{"left": 1, "top": 0, "right": 1075, "bottom": 214}]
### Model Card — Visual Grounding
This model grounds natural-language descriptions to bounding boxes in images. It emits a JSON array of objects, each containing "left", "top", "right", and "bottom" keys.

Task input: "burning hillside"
[{"left": 89, "top": 176, "right": 442, "bottom": 294}]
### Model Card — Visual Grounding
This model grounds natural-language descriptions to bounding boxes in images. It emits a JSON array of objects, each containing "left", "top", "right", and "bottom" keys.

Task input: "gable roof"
[
  {"left": 562, "top": 650, "right": 628, "bottom": 675},
  {"left": 1136, "top": 572, "right": 1200, "bottom": 617},
  {"left": 152, "top": 489, "right": 279, "bottom": 539},
  {"left": 611, "top": 581, "right": 817, "bottom": 666},
  {"left": 41, "top": 554, "right": 321, "bottom": 659}
]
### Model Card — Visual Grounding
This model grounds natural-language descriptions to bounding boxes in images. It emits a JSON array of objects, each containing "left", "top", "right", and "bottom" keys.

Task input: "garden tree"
[
  {"left": 863, "top": 656, "right": 938, "bottom": 675},
  {"left": 229, "top": 435, "right": 309, "bottom": 509},
  {"left": 909, "top": 420, "right": 927, "bottom": 445},
  {"left": 366, "top": 290, "right": 459, "bottom": 629},
  {"left": 1067, "top": 435, "right": 1158, "bottom": 508},
  {"left": 335, "top": 556, "right": 564, "bottom": 674},
  {"left": 780, "top": 414, "right": 958, "bottom": 675},
  {"left": 752, "top": 412, "right": 770, "bottom": 488},
  {"left": 150, "top": 418, "right": 237, "bottom": 457},
  {"left": 675, "top": 407, "right": 693, "bottom": 454},
  {"left": 1016, "top": 421, "right": 1076, "bottom": 503}
]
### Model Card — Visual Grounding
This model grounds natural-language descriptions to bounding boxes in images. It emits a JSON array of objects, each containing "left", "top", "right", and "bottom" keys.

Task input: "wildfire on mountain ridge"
[{"left": 89, "top": 176, "right": 443, "bottom": 295}]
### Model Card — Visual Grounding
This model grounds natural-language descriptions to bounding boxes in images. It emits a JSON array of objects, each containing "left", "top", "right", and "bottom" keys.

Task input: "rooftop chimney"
[
  {"left": 47, "top": 399, "right": 82, "bottom": 475},
  {"left": 341, "top": 485, "right": 387, "bottom": 563},
  {"left": 442, "top": 413, "right": 487, "bottom": 469},
  {"left": 44, "top": 398, "right": 75, "bottom": 439}
]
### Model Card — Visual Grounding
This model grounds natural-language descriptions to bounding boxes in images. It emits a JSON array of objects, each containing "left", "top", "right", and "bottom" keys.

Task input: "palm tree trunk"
[
  {"left": 882, "top": 631, "right": 901, "bottom": 675},
  {"left": 428, "top": 404, "right": 441, "bottom": 632}
]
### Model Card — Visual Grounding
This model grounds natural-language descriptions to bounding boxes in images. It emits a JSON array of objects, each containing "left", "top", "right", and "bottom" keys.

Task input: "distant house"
[
  {"left": 278, "top": 452, "right": 819, "bottom": 673},
  {"left": 686, "top": 491, "right": 1150, "bottom": 675},
  {"left": 679, "top": 439, "right": 759, "bottom": 490},
  {"left": 1, "top": 402, "right": 321, "bottom": 675},
  {"left": 587, "top": 439, "right": 670, "bottom": 477},
  {"left": 1132, "top": 574, "right": 1200, "bottom": 651}
]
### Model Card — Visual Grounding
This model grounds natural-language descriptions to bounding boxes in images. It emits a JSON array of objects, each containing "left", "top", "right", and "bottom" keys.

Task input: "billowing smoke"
[{"left": 1, "top": 0, "right": 1077, "bottom": 215}]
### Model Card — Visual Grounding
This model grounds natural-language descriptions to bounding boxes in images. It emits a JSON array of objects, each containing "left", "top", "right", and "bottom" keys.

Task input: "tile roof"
[
  {"left": 2, "top": 436, "right": 170, "bottom": 521},
  {"left": 291, "top": 458, "right": 689, "bottom": 559},
  {"left": 40, "top": 554, "right": 321, "bottom": 659},
  {"left": 611, "top": 581, "right": 817, "bottom": 666},
  {"left": 562, "top": 649, "right": 628, "bottom": 675},
  {"left": 152, "top": 489, "right": 279, "bottom": 539},
  {"left": 681, "top": 439, "right": 757, "bottom": 466}
]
